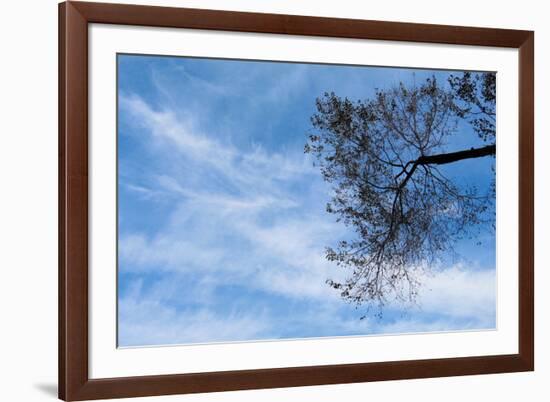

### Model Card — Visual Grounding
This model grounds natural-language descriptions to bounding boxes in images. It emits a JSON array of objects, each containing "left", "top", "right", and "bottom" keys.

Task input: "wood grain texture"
[
  {"left": 518, "top": 33, "right": 535, "bottom": 370},
  {"left": 59, "top": 2, "right": 89, "bottom": 400},
  {"left": 58, "top": 1, "right": 534, "bottom": 400},
  {"left": 72, "top": 1, "right": 531, "bottom": 47}
]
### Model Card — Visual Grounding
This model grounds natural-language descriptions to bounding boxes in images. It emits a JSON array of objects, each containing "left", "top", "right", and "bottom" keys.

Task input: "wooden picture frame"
[{"left": 59, "top": 1, "right": 534, "bottom": 400}]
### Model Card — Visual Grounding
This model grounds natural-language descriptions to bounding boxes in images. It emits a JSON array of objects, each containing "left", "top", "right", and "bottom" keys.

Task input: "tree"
[{"left": 305, "top": 73, "right": 496, "bottom": 313}]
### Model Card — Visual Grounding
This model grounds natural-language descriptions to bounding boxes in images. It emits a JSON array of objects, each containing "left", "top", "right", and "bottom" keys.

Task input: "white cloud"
[
  {"left": 119, "top": 94, "right": 315, "bottom": 196},
  {"left": 417, "top": 264, "right": 496, "bottom": 321},
  {"left": 119, "top": 292, "right": 272, "bottom": 346},
  {"left": 155, "top": 174, "right": 299, "bottom": 212},
  {"left": 258, "top": 64, "right": 309, "bottom": 104},
  {"left": 117, "top": 262, "right": 496, "bottom": 346},
  {"left": 120, "top": 94, "right": 234, "bottom": 165},
  {"left": 153, "top": 64, "right": 230, "bottom": 97},
  {"left": 118, "top": 190, "right": 347, "bottom": 300},
  {"left": 119, "top": 232, "right": 230, "bottom": 274}
]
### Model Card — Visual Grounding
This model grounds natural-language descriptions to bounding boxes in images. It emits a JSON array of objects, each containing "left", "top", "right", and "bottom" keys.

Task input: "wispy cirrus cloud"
[
  {"left": 120, "top": 93, "right": 315, "bottom": 195},
  {"left": 118, "top": 279, "right": 273, "bottom": 346},
  {"left": 117, "top": 263, "right": 496, "bottom": 346}
]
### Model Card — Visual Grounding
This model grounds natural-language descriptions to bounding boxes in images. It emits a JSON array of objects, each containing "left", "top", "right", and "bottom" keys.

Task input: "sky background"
[{"left": 117, "top": 54, "right": 496, "bottom": 347}]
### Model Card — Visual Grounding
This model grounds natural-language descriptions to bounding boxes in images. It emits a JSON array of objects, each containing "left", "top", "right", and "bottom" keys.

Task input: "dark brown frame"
[{"left": 59, "top": 1, "right": 534, "bottom": 400}]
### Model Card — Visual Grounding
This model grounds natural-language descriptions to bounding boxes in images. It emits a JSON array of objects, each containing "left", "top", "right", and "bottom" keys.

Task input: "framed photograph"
[{"left": 59, "top": 1, "right": 534, "bottom": 400}]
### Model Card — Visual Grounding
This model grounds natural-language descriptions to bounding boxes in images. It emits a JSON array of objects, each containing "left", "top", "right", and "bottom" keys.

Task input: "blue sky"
[{"left": 117, "top": 54, "right": 496, "bottom": 347}]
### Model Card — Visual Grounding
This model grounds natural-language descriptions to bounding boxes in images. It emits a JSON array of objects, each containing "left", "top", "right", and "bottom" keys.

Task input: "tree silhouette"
[{"left": 305, "top": 73, "right": 496, "bottom": 312}]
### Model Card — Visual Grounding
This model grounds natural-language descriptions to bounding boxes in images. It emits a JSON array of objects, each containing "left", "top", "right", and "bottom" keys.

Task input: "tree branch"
[
  {"left": 388, "top": 143, "right": 495, "bottom": 240},
  {"left": 417, "top": 144, "right": 495, "bottom": 166}
]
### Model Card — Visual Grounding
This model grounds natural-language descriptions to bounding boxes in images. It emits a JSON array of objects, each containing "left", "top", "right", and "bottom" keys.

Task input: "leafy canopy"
[{"left": 305, "top": 73, "right": 496, "bottom": 312}]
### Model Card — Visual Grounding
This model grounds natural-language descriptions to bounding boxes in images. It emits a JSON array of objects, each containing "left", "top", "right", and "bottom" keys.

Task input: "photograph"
[
  {"left": 1, "top": 0, "right": 542, "bottom": 401},
  {"left": 117, "top": 54, "right": 497, "bottom": 347}
]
